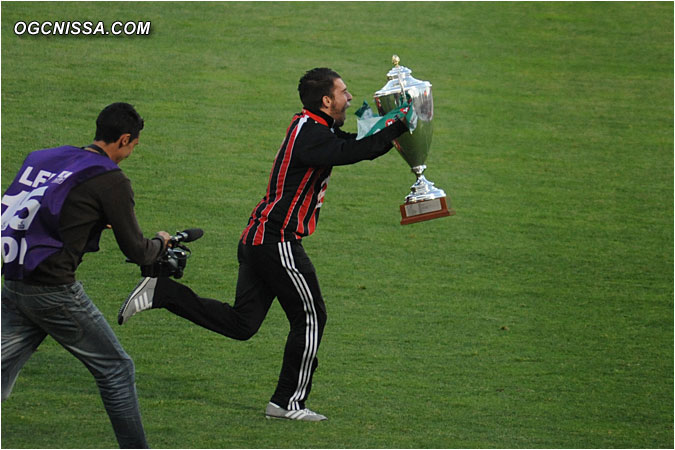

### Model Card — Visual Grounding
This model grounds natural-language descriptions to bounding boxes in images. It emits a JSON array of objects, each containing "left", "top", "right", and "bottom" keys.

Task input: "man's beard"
[{"left": 331, "top": 106, "right": 347, "bottom": 128}]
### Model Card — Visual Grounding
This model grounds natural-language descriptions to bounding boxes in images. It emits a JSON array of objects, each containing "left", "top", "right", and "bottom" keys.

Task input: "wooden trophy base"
[{"left": 400, "top": 197, "right": 455, "bottom": 225}]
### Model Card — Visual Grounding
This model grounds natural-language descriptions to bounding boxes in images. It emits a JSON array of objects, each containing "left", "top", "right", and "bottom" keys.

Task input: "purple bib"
[{"left": 1, "top": 146, "right": 119, "bottom": 279}]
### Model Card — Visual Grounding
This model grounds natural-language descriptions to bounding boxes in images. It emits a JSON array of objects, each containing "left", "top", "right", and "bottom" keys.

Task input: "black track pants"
[{"left": 153, "top": 240, "right": 327, "bottom": 410}]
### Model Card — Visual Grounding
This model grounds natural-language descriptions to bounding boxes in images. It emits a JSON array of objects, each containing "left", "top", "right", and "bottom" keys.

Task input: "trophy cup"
[{"left": 374, "top": 55, "right": 455, "bottom": 225}]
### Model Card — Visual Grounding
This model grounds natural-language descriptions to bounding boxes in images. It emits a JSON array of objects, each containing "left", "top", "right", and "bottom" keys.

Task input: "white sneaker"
[
  {"left": 265, "top": 402, "right": 327, "bottom": 421},
  {"left": 118, "top": 277, "right": 157, "bottom": 325}
]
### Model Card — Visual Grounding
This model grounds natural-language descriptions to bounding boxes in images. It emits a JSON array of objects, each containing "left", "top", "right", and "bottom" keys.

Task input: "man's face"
[{"left": 325, "top": 78, "right": 352, "bottom": 127}]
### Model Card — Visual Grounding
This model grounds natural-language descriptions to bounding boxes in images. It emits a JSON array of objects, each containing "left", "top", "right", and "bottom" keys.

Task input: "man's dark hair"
[
  {"left": 298, "top": 68, "right": 342, "bottom": 111},
  {"left": 94, "top": 102, "right": 144, "bottom": 143}
]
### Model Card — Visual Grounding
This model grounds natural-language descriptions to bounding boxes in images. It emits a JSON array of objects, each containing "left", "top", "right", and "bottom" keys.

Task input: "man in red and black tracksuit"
[{"left": 118, "top": 68, "right": 410, "bottom": 421}]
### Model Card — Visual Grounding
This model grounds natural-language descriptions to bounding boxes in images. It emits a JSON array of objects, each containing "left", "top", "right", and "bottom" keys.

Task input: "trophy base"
[{"left": 400, "top": 197, "right": 455, "bottom": 225}]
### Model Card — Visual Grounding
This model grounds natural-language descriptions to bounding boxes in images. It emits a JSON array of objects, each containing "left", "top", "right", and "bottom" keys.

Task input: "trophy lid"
[{"left": 374, "top": 54, "right": 431, "bottom": 98}]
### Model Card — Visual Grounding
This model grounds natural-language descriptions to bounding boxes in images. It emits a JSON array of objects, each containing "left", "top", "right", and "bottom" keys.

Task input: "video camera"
[{"left": 139, "top": 228, "right": 203, "bottom": 279}]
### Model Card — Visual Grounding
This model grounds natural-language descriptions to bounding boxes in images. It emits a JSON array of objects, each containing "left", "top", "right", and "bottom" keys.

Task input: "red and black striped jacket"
[{"left": 241, "top": 108, "right": 408, "bottom": 245}]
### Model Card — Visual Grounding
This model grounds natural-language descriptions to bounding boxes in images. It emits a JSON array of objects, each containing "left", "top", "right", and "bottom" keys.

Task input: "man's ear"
[
  {"left": 321, "top": 95, "right": 333, "bottom": 109},
  {"left": 117, "top": 133, "right": 131, "bottom": 147}
]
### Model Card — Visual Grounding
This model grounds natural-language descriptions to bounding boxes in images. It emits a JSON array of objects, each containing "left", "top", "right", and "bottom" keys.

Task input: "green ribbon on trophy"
[{"left": 355, "top": 100, "right": 417, "bottom": 140}]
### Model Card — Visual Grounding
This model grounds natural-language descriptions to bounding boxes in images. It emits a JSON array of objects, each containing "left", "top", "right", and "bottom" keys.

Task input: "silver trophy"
[{"left": 374, "top": 55, "right": 455, "bottom": 225}]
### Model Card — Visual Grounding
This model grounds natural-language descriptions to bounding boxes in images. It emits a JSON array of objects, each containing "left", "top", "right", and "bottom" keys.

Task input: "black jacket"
[{"left": 241, "top": 108, "right": 408, "bottom": 245}]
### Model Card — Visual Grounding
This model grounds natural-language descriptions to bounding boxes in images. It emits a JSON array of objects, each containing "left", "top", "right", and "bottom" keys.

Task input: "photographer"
[{"left": 1, "top": 103, "right": 169, "bottom": 448}]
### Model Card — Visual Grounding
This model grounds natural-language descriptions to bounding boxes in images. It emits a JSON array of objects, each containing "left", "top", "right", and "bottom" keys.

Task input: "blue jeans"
[{"left": 1, "top": 280, "right": 148, "bottom": 448}]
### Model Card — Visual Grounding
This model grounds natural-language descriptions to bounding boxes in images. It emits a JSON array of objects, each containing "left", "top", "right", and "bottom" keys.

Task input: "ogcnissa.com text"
[{"left": 14, "top": 21, "right": 151, "bottom": 36}]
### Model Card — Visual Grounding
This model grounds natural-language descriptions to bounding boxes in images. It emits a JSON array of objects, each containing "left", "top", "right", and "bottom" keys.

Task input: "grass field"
[{"left": 1, "top": 2, "right": 673, "bottom": 448}]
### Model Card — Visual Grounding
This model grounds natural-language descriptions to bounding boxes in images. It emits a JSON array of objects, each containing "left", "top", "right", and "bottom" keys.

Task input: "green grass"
[{"left": 2, "top": 2, "right": 673, "bottom": 448}]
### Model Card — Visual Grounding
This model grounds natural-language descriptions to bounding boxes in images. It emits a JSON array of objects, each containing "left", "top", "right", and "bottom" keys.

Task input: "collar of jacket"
[{"left": 302, "top": 108, "right": 335, "bottom": 128}]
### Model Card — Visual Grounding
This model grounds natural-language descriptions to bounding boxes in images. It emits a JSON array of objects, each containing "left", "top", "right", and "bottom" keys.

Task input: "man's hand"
[
  {"left": 395, "top": 102, "right": 417, "bottom": 132},
  {"left": 156, "top": 231, "right": 171, "bottom": 249}
]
